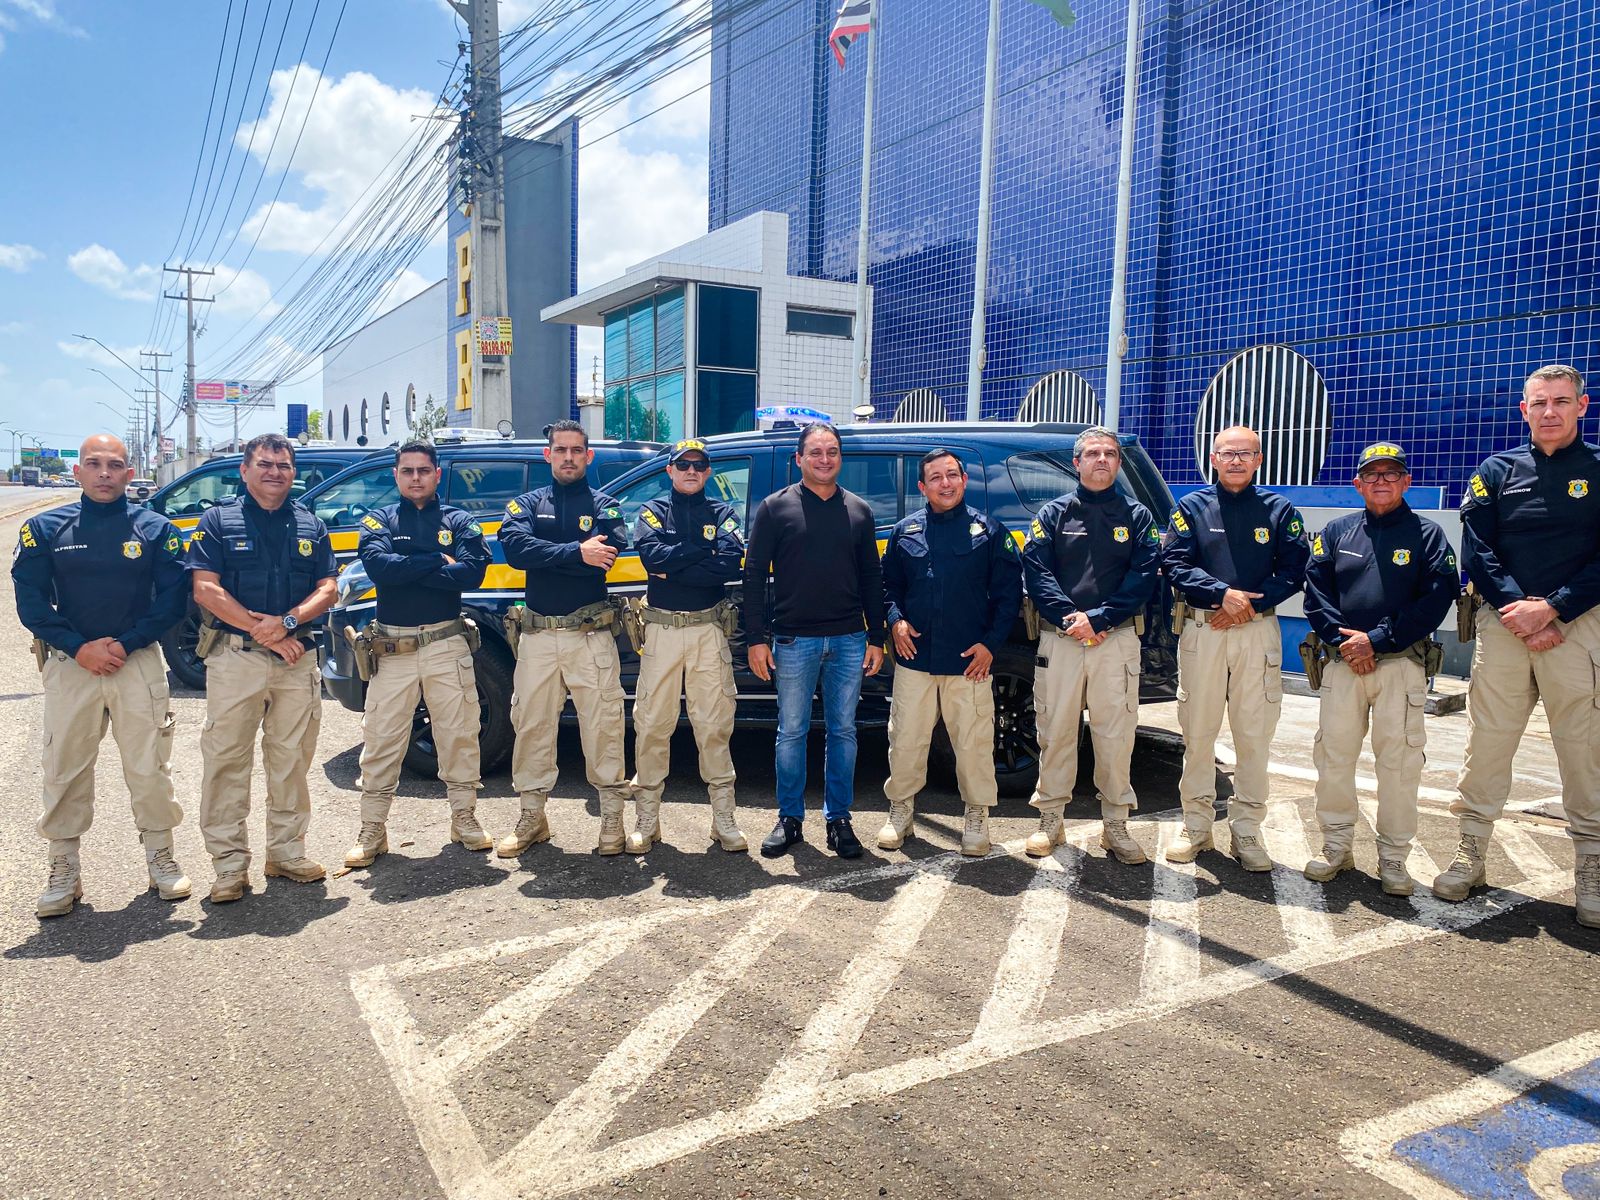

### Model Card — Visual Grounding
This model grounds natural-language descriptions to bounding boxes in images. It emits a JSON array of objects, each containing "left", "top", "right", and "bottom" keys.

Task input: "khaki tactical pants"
[
  {"left": 884, "top": 666, "right": 997, "bottom": 809},
  {"left": 1313, "top": 655, "right": 1427, "bottom": 854},
  {"left": 358, "top": 625, "right": 481, "bottom": 822},
  {"left": 1031, "top": 624, "right": 1141, "bottom": 813},
  {"left": 199, "top": 643, "right": 322, "bottom": 871},
  {"left": 38, "top": 644, "right": 181, "bottom": 847},
  {"left": 1455, "top": 605, "right": 1600, "bottom": 854},
  {"left": 510, "top": 627, "right": 628, "bottom": 806},
  {"left": 629, "top": 621, "right": 736, "bottom": 807},
  {"left": 1177, "top": 614, "right": 1283, "bottom": 837}
]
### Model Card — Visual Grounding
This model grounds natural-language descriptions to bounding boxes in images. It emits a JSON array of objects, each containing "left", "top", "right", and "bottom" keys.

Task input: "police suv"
[{"left": 324, "top": 422, "right": 1178, "bottom": 797}]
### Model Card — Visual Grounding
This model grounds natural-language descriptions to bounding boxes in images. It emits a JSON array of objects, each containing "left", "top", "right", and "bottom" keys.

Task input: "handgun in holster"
[
  {"left": 1455, "top": 584, "right": 1481, "bottom": 643},
  {"left": 716, "top": 598, "right": 740, "bottom": 640},
  {"left": 620, "top": 597, "right": 645, "bottom": 655},
  {"left": 30, "top": 637, "right": 48, "bottom": 672},
  {"left": 195, "top": 611, "right": 225, "bottom": 660},
  {"left": 342, "top": 625, "right": 377, "bottom": 682},
  {"left": 503, "top": 605, "right": 526, "bottom": 657},
  {"left": 1423, "top": 638, "right": 1444, "bottom": 678},
  {"left": 1298, "top": 630, "right": 1327, "bottom": 691},
  {"left": 1022, "top": 596, "right": 1041, "bottom": 642},
  {"left": 461, "top": 617, "right": 482, "bottom": 654},
  {"left": 1170, "top": 595, "right": 1190, "bottom": 636}
]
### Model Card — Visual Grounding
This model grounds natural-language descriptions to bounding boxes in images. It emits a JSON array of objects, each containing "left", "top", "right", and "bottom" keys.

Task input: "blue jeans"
[{"left": 773, "top": 631, "right": 867, "bottom": 822}]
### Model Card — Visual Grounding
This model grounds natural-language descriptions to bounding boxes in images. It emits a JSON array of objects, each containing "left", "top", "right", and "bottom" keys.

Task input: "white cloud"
[
  {"left": 202, "top": 262, "right": 281, "bottom": 319},
  {"left": 0, "top": 320, "right": 28, "bottom": 335},
  {"left": 0, "top": 242, "right": 43, "bottom": 271},
  {"left": 0, "top": 0, "right": 86, "bottom": 50},
  {"left": 370, "top": 267, "right": 434, "bottom": 319},
  {"left": 236, "top": 68, "right": 446, "bottom": 255},
  {"left": 68, "top": 243, "right": 159, "bottom": 299},
  {"left": 56, "top": 338, "right": 148, "bottom": 371}
]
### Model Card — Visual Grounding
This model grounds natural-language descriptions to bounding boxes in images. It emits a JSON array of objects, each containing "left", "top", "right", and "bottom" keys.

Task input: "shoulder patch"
[
  {"left": 1287, "top": 517, "right": 1304, "bottom": 537},
  {"left": 1147, "top": 525, "right": 1161, "bottom": 542},
  {"left": 465, "top": 521, "right": 483, "bottom": 539},
  {"left": 641, "top": 509, "right": 663, "bottom": 529},
  {"left": 1028, "top": 518, "right": 1045, "bottom": 542},
  {"left": 603, "top": 506, "right": 620, "bottom": 520},
  {"left": 165, "top": 534, "right": 181, "bottom": 554},
  {"left": 1170, "top": 509, "right": 1190, "bottom": 534},
  {"left": 505, "top": 499, "right": 523, "bottom": 516},
  {"left": 18, "top": 522, "right": 36, "bottom": 550},
  {"left": 1469, "top": 474, "right": 1489, "bottom": 500},
  {"left": 361, "top": 514, "right": 384, "bottom": 531},
  {"left": 1311, "top": 533, "right": 1325, "bottom": 559},
  {"left": 189, "top": 528, "right": 205, "bottom": 542},
  {"left": 720, "top": 517, "right": 738, "bottom": 533}
]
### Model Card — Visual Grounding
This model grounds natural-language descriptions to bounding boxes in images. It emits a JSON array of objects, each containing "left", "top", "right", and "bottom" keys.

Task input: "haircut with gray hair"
[
  {"left": 1073, "top": 426, "right": 1121, "bottom": 459},
  {"left": 1525, "top": 364, "right": 1585, "bottom": 397}
]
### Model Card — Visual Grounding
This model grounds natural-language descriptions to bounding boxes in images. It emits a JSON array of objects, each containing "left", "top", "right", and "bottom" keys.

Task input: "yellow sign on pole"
[{"left": 477, "top": 316, "right": 513, "bottom": 356}]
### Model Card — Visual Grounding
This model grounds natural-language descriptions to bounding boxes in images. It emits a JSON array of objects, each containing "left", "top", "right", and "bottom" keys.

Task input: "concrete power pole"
[
  {"left": 164, "top": 266, "right": 214, "bottom": 472},
  {"left": 452, "top": 0, "right": 513, "bottom": 432},
  {"left": 140, "top": 350, "right": 170, "bottom": 475}
]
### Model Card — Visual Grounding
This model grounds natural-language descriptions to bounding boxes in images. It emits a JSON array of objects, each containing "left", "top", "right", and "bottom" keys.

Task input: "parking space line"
[
  {"left": 974, "top": 847, "right": 1079, "bottom": 1040},
  {"left": 1494, "top": 820, "right": 1561, "bottom": 878},
  {"left": 1141, "top": 821, "right": 1202, "bottom": 998},
  {"left": 1262, "top": 798, "right": 1337, "bottom": 951}
]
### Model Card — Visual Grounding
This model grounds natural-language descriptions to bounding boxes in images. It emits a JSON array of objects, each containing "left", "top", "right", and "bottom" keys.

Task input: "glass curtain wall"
[{"left": 604, "top": 288, "right": 685, "bottom": 441}]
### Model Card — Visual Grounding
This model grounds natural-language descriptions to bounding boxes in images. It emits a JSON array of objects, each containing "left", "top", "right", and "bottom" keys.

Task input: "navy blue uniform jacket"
[
  {"left": 497, "top": 477, "right": 626, "bottom": 617},
  {"left": 357, "top": 499, "right": 491, "bottom": 626},
  {"left": 1162, "top": 483, "right": 1310, "bottom": 611},
  {"left": 1303, "top": 503, "right": 1458, "bottom": 653},
  {"left": 1022, "top": 485, "right": 1159, "bottom": 633},
  {"left": 633, "top": 490, "right": 744, "bottom": 611}
]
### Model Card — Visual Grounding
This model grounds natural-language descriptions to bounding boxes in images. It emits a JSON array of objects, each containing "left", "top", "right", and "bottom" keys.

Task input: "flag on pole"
[
  {"left": 1030, "top": 0, "right": 1076, "bottom": 26},
  {"left": 829, "top": 0, "right": 872, "bottom": 68}
]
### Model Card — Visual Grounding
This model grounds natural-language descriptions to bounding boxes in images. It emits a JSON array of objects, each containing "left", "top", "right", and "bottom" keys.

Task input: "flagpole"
[
  {"left": 1103, "top": 0, "right": 1140, "bottom": 433},
  {"left": 850, "top": 2, "right": 878, "bottom": 416},
  {"left": 965, "top": 0, "right": 1000, "bottom": 421}
]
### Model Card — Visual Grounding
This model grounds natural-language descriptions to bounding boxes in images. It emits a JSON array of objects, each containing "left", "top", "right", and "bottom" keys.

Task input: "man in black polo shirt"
[{"left": 744, "top": 422, "right": 886, "bottom": 858}]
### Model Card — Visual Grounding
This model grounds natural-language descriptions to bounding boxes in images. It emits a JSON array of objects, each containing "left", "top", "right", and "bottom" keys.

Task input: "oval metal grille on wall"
[
  {"left": 1193, "top": 345, "right": 1330, "bottom": 486},
  {"left": 893, "top": 388, "right": 947, "bottom": 422},
  {"left": 1018, "top": 370, "right": 1101, "bottom": 424}
]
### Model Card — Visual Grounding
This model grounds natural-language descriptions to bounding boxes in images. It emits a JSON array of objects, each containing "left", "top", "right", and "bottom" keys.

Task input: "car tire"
[
  {"left": 401, "top": 641, "right": 517, "bottom": 779},
  {"left": 929, "top": 644, "right": 1041, "bottom": 799},
  {"left": 160, "top": 603, "right": 208, "bottom": 690}
]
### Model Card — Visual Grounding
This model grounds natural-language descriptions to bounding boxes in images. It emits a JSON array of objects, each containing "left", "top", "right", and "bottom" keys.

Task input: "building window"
[
  {"left": 1019, "top": 370, "right": 1100, "bottom": 425},
  {"left": 786, "top": 306, "right": 852, "bottom": 338},
  {"left": 893, "top": 388, "right": 946, "bottom": 422},
  {"left": 1194, "top": 345, "right": 1330, "bottom": 486},
  {"left": 698, "top": 285, "right": 758, "bottom": 371},
  {"left": 604, "top": 287, "right": 687, "bottom": 441},
  {"left": 697, "top": 370, "right": 757, "bottom": 436}
]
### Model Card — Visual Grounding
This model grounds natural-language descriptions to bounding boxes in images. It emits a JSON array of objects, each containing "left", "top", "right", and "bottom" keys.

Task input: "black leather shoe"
[
  {"left": 826, "top": 818, "right": 863, "bottom": 859},
  {"left": 760, "top": 816, "right": 804, "bottom": 858}
]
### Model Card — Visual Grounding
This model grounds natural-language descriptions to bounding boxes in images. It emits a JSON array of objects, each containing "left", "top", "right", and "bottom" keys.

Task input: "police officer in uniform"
[
  {"left": 1162, "top": 426, "right": 1310, "bottom": 870},
  {"left": 879, "top": 448, "right": 1021, "bottom": 856},
  {"left": 188, "top": 433, "right": 338, "bottom": 902},
  {"left": 1021, "top": 428, "right": 1159, "bottom": 863},
  {"left": 1301, "top": 442, "right": 1458, "bottom": 895},
  {"left": 496, "top": 419, "right": 631, "bottom": 857},
  {"left": 628, "top": 439, "right": 747, "bottom": 854},
  {"left": 344, "top": 440, "right": 494, "bottom": 869},
  {"left": 13, "top": 434, "right": 191, "bottom": 917},
  {"left": 1438, "top": 364, "right": 1600, "bottom": 927}
]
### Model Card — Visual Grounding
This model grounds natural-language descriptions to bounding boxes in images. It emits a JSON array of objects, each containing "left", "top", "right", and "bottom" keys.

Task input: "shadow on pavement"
[
  {"left": 4, "top": 891, "right": 197, "bottom": 963},
  {"left": 189, "top": 878, "right": 350, "bottom": 940}
]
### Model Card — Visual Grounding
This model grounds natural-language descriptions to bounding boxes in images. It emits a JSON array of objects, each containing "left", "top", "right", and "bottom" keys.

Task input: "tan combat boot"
[
  {"left": 1379, "top": 856, "right": 1415, "bottom": 897},
  {"left": 1231, "top": 832, "right": 1273, "bottom": 872},
  {"left": 144, "top": 844, "right": 192, "bottom": 901},
  {"left": 36, "top": 842, "right": 82, "bottom": 918},
  {"left": 626, "top": 795, "right": 662, "bottom": 855},
  {"left": 1164, "top": 826, "right": 1214, "bottom": 863},
  {"left": 709, "top": 794, "right": 747, "bottom": 853},
  {"left": 961, "top": 805, "right": 991, "bottom": 857},
  {"left": 209, "top": 869, "right": 251, "bottom": 903},
  {"left": 598, "top": 793, "right": 627, "bottom": 856},
  {"left": 1304, "top": 842, "right": 1356, "bottom": 883},
  {"left": 1574, "top": 854, "right": 1599, "bottom": 929},
  {"left": 877, "top": 799, "right": 915, "bottom": 850},
  {"left": 1100, "top": 806, "right": 1147, "bottom": 865},
  {"left": 450, "top": 810, "right": 494, "bottom": 852},
  {"left": 345, "top": 821, "right": 388, "bottom": 868},
  {"left": 1025, "top": 805, "right": 1066, "bottom": 858},
  {"left": 496, "top": 796, "right": 551, "bottom": 857},
  {"left": 1431, "top": 832, "right": 1488, "bottom": 901},
  {"left": 265, "top": 857, "right": 327, "bottom": 883}
]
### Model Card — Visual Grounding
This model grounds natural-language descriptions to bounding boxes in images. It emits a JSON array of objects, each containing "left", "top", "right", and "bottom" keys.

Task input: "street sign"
[
  {"left": 20, "top": 447, "right": 37, "bottom": 461},
  {"left": 58, "top": 449, "right": 78, "bottom": 460}
]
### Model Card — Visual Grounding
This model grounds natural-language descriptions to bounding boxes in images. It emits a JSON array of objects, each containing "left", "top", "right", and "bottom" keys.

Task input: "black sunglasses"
[{"left": 672, "top": 459, "right": 712, "bottom": 472}]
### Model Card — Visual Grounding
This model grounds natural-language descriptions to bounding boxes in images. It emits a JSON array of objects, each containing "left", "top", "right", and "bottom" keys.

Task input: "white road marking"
[
  {"left": 1494, "top": 819, "right": 1561, "bottom": 878},
  {"left": 1268, "top": 760, "right": 1459, "bottom": 806},
  {"left": 1140, "top": 821, "right": 1201, "bottom": 998},
  {"left": 1357, "top": 798, "right": 1452, "bottom": 920},
  {"left": 1261, "top": 797, "right": 1337, "bottom": 950},
  {"left": 1526, "top": 1142, "right": 1600, "bottom": 1200},
  {"left": 1340, "top": 1030, "right": 1600, "bottom": 1199},
  {"left": 974, "top": 847, "right": 1078, "bottom": 1040}
]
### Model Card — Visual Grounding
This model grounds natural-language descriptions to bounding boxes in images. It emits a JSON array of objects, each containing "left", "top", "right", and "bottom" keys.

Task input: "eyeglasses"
[
  {"left": 1213, "top": 450, "right": 1260, "bottom": 464},
  {"left": 672, "top": 460, "right": 711, "bottom": 473},
  {"left": 1359, "top": 469, "right": 1405, "bottom": 484}
]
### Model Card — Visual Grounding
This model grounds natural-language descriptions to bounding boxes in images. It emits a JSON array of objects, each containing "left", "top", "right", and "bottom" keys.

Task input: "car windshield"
[{"left": 311, "top": 465, "right": 399, "bottom": 528}]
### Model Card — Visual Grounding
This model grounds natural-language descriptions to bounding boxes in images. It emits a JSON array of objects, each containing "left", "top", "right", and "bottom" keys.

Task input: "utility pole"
[
  {"left": 451, "top": 0, "right": 513, "bottom": 432},
  {"left": 136, "top": 390, "right": 157, "bottom": 474},
  {"left": 164, "top": 266, "right": 214, "bottom": 472},
  {"left": 141, "top": 350, "right": 170, "bottom": 475}
]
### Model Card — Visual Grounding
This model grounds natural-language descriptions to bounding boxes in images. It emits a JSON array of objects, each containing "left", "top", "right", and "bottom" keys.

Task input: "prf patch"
[
  {"left": 1029, "top": 519, "right": 1045, "bottom": 542},
  {"left": 1253, "top": 527, "right": 1270, "bottom": 544},
  {"left": 189, "top": 528, "right": 205, "bottom": 542},
  {"left": 578, "top": 515, "right": 594, "bottom": 532},
  {"left": 641, "top": 509, "right": 663, "bottom": 530},
  {"left": 1570, "top": 479, "right": 1589, "bottom": 499},
  {"left": 361, "top": 514, "right": 384, "bottom": 531},
  {"left": 1311, "top": 534, "right": 1325, "bottom": 558},
  {"left": 702, "top": 524, "right": 715, "bottom": 540},
  {"left": 1469, "top": 474, "right": 1489, "bottom": 500},
  {"left": 18, "top": 522, "right": 36, "bottom": 549},
  {"left": 438, "top": 529, "right": 454, "bottom": 547},
  {"left": 122, "top": 540, "right": 143, "bottom": 560},
  {"left": 1113, "top": 526, "right": 1129, "bottom": 543},
  {"left": 165, "top": 534, "right": 180, "bottom": 554},
  {"left": 505, "top": 499, "right": 523, "bottom": 516},
  {"left": 297, "top": 538, "right": 314, "bottom": 557},
  {"left": 1170, "top": 510, "right": 1190, "bottom": 534},
  {"left": 1392, "top": 548, "right": 1412, "bottom": 566}
]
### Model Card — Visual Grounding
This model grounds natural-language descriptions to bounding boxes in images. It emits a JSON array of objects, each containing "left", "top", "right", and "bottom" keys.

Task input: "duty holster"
[
  {"left": 1456, "top": 584, "right": 1481, "bottom": 642},
  {"left": 30, "top": 637, "right": 48, "bottom": 672},
  {"left": 1170, "top": 595, "right": 1190, "bottom": 636},
  {"left": 1022, "top": 596, "right": 1041, "bottom": 642},
  {"left": 195, "top": 611, "right": 225, "bottom": 661},
  {"left": 1299, "top": 630, "right": 1329, "bottom": 691},
  {"left": 344, "top": 625, "right": 378, "bottom": 682},
  {"left": 621, "top": 598, "right": 646, "bottom": 655}
]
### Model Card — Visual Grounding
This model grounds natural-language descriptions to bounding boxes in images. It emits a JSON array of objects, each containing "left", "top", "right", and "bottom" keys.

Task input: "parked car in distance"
[
  {"left": 324, "top": 422, "right": 1178, "bottom": 797},
  {"left": 126, "top": 478, "right": 157, "bottom": 501}
]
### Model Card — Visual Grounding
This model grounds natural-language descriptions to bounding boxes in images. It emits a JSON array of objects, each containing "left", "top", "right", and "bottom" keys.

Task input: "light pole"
[{"left": 91, "top": 375, "right": 149, "bottom": 472}]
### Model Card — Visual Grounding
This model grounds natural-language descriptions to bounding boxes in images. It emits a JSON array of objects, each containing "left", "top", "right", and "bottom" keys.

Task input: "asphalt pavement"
[{"left": 0, "top": 498, "right": 1595, "bottom": 1200}]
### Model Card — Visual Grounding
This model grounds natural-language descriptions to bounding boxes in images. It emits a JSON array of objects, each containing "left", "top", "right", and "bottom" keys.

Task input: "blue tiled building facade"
[{"left": 709, "top": 0, "right": 1598, "bottom": 492}]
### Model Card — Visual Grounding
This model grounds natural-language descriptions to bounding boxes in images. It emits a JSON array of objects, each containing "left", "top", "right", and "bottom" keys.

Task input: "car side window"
[
  {"left": 290, "top": 461, "right": 339, "bottom": 501},
  {"left": 311, "top": 466, "right": 399, "bottom": 529},
  {"left": 790, "top": 454, "right": 900, "bottom": 526},
  {"left": 611, "top": 458, "right": 753, "bottom": 532},
  {"left": 447, "top": 460, "right": 527, "bottom": 515},
  {"left": 1005, "top": 450, "right": 1129, "bottom": 512},
  {"left": 151, "top": 465, "right": 241, "bottom": 517}
]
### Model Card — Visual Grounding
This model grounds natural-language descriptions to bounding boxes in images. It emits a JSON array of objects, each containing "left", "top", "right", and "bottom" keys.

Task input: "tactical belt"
[
  {"left": 1043, "top": 617, "right": 1136, "bottom": 638},
  {"left": 1192, "top": 605, "right": 1275, "bottom": 625},
  {"left": 639, "top": 603, "right": 722, "bottom": 629},
  {"left": 512, "top": 600, "right": 617, "bottom": 633},
  {"left": 368, "top": 617, "right": 470, "bottom": 658},
  {"left": 223, "top": 632, "right": 319, "bottom": 654}
]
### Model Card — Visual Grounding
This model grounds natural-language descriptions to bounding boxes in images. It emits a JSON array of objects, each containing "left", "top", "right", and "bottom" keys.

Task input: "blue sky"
[{"left": 0, "top": 0, "right": 710, "bottom": 462}]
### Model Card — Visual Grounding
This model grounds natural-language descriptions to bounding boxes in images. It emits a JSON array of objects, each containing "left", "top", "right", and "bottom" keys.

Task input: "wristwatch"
[{"left": 282, "top": 612, "right": 299, "bottom": 632}]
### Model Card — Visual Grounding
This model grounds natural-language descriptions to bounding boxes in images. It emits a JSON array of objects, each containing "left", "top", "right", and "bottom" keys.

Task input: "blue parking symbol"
[{"left": 1393, "top": 1058, "right": 1600, "bottom": 1198}]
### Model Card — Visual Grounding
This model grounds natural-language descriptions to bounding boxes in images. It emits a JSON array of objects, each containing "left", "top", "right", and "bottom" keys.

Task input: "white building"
[
  {"left": 541, "top": 212, "right": 864, "bottom": 441},
  {"left": 320, "top": 281, "right": 447, "bottom": 446}
]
